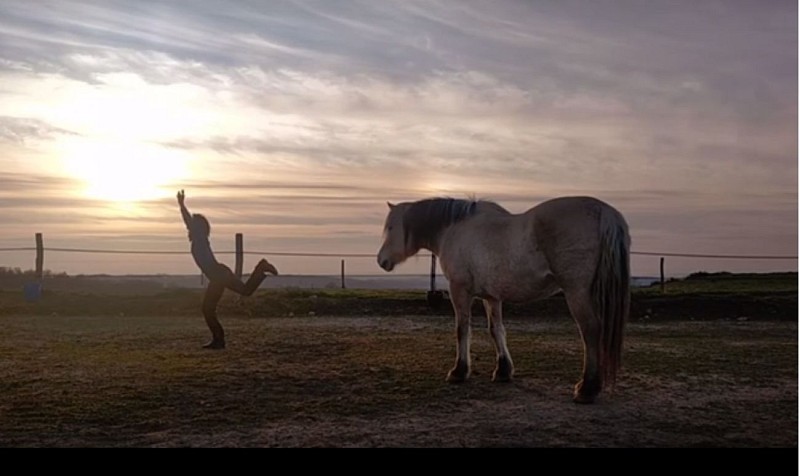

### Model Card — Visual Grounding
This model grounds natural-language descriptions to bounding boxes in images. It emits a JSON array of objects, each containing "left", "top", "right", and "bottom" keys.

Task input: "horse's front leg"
[
  {"left": 483, "top": 298, "right": 514, "bottom": 382},
  {"left": 446, "top": 283, "right": 472, "bottom": 383}
]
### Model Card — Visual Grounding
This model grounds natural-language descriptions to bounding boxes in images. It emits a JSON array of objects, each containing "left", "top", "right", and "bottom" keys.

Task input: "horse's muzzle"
[{"left": 378, "top": 258, "right": 394, "bottom": 272}]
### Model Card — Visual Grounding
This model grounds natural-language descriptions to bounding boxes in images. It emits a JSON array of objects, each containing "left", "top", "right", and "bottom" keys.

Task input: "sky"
[{"left": 0, "top": 0, "right": 796, "bottom": 277}]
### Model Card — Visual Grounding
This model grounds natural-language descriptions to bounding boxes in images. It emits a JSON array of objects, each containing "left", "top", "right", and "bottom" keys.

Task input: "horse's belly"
[
  {"left": 490, "top": 274, "right": 560, "bottom": 302},
  {"left": 441, "top": 234, "right": 561, "bottom": 302},
  {"left": 479, "top": 258, "right": 561, "bottom": 302}
]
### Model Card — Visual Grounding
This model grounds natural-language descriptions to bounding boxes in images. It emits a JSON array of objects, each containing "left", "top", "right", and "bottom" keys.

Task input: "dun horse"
[{"left": 377, "top": 196, "right": 630, "bottom": 403}]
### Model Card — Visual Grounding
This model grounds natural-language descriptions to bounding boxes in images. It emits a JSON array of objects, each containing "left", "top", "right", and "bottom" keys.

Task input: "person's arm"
[{"left": 177, "top": 190, "right": 192, "bottom": 229}]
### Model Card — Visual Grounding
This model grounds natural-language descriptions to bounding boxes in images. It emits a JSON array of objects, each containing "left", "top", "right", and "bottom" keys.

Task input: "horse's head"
[
  {"left": 378, "top": 197, "right": 490, "bottom": 271},
  {"left": 377, "top": 201, "right": 412, "bottom": 272}
]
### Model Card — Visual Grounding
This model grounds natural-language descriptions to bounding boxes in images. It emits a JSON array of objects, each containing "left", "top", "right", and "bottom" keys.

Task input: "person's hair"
[{"left": 190, "top": 213, "right": 211, "bottom": 239}]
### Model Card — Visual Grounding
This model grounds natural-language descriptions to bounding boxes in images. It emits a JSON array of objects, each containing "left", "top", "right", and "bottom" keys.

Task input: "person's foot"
[
  {"left": 257, "top": 258, "right": 279, "bottom": 275},
  {"left": 202, "top": 340, "right": 225, "bottom": 350}
]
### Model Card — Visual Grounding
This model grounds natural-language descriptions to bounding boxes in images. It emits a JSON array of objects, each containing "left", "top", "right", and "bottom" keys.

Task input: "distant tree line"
[{"left": 0, "top": 267, "right": 68, "bottom": 278}]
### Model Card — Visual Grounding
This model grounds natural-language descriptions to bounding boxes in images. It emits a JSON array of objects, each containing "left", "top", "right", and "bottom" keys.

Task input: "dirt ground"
[{"left": 0, "top": 313, "right": 795, "bottom": 447}]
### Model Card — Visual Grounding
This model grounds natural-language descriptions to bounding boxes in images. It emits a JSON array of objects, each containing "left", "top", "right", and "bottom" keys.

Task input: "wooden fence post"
[
  {"left": 235, "top": 233, "right": 243, "bottom": 279},
  {"left": 341, "top": 259, "right": 346, "bottom": 289},
  {"left": 430, "top": 254, "right": 437, "bottom": 292},
  {"left": 426, "top": 254, "right": 445, "bottom": 309},
  {"left": 660, "top": 257, "right": 665, "bottom": 293},
  {"left": 35, "top": 232, "right": 43, "bottom": 281}
]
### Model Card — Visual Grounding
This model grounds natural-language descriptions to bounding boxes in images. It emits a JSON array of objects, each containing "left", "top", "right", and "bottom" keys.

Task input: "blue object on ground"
[{"left": 24, "top": 282, "right": 42, "bottom": 302}]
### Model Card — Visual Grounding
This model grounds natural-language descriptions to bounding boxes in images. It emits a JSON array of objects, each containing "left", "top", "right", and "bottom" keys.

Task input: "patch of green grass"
[
  {"left": 636, "top": 272, "right": 797, "bottom": 295},
  {"left": 0, "top": 287, "right": 435, "bottom": 318},
  {"left": 0, "top": 272, "right": 795, "bottom": 321}
]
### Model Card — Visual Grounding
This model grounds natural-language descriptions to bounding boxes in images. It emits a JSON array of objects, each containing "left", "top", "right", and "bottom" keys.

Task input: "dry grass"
[{"left": 0, "top": 313, "right": 795, "bottom": 447}]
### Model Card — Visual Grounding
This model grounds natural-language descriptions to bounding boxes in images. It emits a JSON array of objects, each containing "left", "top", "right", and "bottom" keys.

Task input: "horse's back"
[
  {"left": 528, "top": 196, "right": 611, "bottom": 243},
  {"left": 529, "top": 196, "right": 609, "bottom": 218}
]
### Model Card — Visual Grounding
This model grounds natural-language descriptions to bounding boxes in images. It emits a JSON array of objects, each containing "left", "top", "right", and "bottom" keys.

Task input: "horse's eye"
[{"left": 388, "top": 226, "right": 394, "bottom": 232}]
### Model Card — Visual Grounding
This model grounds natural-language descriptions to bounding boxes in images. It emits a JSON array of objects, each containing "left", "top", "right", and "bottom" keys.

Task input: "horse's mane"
[{"left": 403, "top": 197, "right": 507, "bottom": 249}]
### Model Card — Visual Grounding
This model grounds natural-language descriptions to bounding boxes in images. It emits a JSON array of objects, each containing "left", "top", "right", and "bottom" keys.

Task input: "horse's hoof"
[
  {"left": 573, "top": 379, "right": 600, "bottom": 403},
  {"left": 446, "top": 369, "right": 468, "bottom": 384},
  {"left": 492, "top": 358, "right": 514, "bottom": 382},
  {"left": 202, "top": 340, "right": 226, "bottom": 350},
  {"left": 572, "top": 393, "right": 597, "bottom": 404},
  {"left": 491, "top": 372, "right": 513, "bottom": 383}
]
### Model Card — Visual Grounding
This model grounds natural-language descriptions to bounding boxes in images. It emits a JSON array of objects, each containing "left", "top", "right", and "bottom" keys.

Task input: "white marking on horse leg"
[
  {"left": 446, "top": 284, "right": 472, "bottom": 383},
  {"left": 483, "top": 298, "right": 514, "bottom": 382},
  {"left": 565, "top": 290, "right": 602, "bottom": 403}
]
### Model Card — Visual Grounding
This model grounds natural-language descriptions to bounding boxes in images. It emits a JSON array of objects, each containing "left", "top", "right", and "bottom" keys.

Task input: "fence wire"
[{"left": 0, "top": 246, "right": 796, "bottom": 260}]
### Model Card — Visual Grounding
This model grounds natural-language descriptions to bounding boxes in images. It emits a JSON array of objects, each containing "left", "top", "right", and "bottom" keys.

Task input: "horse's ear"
[{"left": 387, "top": 201, "right": 396, "bottom": 209}]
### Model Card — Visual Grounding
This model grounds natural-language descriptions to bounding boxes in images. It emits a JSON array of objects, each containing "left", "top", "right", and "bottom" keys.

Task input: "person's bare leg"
[
  {"left": 226, "top": 259, "right": 278, "bottom": 296},
  {"left": 201, "top": 280, "right": 226, "bottom": 349},
  {"left": 258, "top": 258, "right": 279, "bottom": 277}
]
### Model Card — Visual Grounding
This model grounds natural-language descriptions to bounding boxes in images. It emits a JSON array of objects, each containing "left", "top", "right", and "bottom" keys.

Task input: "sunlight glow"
[
  {"left": 419, "top": 174, "right": 465, "bottom": 196},
  {"left": 47, "top": 72, "right": 214, "bottom": 141},
  {"left": 60, "top": 138, "right": 190, "bottom": 202}
]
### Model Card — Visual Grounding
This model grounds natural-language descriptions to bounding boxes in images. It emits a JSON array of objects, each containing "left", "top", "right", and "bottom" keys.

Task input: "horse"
[{"left": 376, "top": 196, "right": 630, "bottom": 404}]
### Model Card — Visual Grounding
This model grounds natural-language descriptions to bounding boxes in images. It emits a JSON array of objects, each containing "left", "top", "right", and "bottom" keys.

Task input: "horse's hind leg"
[
  {"left": 446, "top": 283, "right": 472, "bottom": 383},
  {"left": 483, "top": 298, "right": 514, "bottom": 382},
  {"left": 564, "top": 289, "right": 602, "bottom": 404}
]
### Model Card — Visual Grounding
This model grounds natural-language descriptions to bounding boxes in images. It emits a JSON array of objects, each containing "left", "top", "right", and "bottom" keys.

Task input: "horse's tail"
[{"left": 591, "top": 206, "right": 631, "bottom": 387}]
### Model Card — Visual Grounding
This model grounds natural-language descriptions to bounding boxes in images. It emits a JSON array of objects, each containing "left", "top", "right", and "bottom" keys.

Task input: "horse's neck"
[
  {"left": 423, "top": 223, "right": 458, "bottom": 257},
  {"left": 411, "top": 232, "right": 441, "bottom": 257},
  {"left": 404, "top": 199, "right": 453, "bottom": 255}
]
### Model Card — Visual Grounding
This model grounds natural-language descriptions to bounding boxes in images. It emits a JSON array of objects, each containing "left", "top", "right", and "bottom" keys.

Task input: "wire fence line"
[
  {"left": 2, "top": 242, "right": 795, "bottom": 294},
  {"left": 0, "top": 247, "right": 378, "bottom": 258},
  {"left": 0, "top": 246, "right": 796, "bottom": 260}
]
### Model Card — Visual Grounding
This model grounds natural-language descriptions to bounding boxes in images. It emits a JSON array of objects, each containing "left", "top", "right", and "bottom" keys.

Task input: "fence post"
[
  {"left": 341, "top": 259, "right": 346, "bottom": 289},
  {"left": 426, "top": 254, "right": 444, "bottom": 309},
  {"left": 235, "top": 233, "right": 243, "bottom": 279},
  {"left": 35, "top": 232, "right": 43, "bottom": 281},
  {"left": 430, "top": 254, "right": 437, "bottom": 292},
  {"left": 660, "top": 257, "right": 665, "bottom": 293}
]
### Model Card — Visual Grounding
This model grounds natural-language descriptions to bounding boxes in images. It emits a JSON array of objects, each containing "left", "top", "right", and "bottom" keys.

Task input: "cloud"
[{"left": 0, "top": 116, "right": 78, "bottom": 144}]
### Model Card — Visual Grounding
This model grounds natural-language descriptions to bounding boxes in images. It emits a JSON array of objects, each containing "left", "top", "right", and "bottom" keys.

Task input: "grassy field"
[{"left": 0, "top": 272, "right": 796, "bottom": 447}]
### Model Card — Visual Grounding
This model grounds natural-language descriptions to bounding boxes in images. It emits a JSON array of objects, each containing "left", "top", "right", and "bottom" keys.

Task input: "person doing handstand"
[{"left": 177, "top": 189, "right": 278, "bottom": 349}]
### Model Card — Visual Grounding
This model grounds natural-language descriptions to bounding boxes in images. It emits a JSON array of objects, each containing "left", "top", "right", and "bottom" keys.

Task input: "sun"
[
  {"left": 420, "top": 174, "right": 464, "bottom": 196},
  {"left": 61, "top": 138, "right": 189, "bottom": 202}
]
